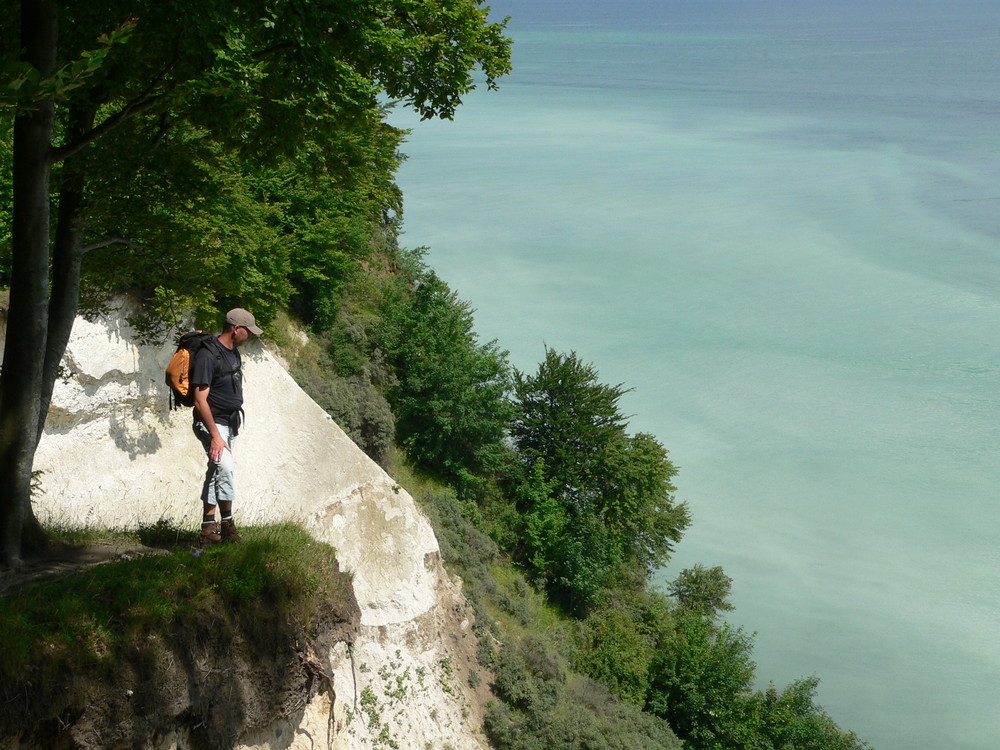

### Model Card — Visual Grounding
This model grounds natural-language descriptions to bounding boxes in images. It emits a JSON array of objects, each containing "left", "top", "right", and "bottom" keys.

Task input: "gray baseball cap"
[{"left": 225, "top": 308, "right": 263, "bottom": 335}]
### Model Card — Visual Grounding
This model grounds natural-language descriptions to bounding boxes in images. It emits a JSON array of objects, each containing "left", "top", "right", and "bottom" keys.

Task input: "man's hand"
[
  {"left": 209, "top": 435, "right": 230, "bottom": 462},
  {"left": 193, "top": 384, "right": 228, "bottom": 460}
]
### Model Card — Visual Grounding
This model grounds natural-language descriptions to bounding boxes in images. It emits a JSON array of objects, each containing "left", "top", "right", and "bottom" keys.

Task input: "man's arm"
[{"left": 193, "top": 385, "right": 229, "bottom": 461}]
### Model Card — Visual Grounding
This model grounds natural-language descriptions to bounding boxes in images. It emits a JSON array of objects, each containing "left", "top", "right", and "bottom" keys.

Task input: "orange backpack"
[{"left": 164, "top": 331, "right": 218, "bottom": 409}]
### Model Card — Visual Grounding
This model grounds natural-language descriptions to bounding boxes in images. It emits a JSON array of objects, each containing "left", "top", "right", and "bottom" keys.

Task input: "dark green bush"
[
  {"left": 646, "top": 611, "right": 757, "bottom": 748},
  {"left": 492, "top": 636, "right": 563, "bottom": 713}
]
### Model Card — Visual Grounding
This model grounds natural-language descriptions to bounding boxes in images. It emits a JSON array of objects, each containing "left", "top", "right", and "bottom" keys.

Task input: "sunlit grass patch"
[{"left": 0, "top": 522, "right": 352, "bottom": 688}]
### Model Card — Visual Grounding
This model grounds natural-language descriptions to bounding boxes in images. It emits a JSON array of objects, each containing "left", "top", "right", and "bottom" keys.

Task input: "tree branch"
[
  {"left": 49, "top": 93, "right": 164, "bottom": 164},
  {"left": 80, "top": 236, "right": 145, "bottom": 254},
  {"left": 48, "top": 42, "right": 182, "bottom": 164}
]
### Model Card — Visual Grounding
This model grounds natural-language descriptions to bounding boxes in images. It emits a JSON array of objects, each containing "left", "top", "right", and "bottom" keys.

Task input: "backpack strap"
[
  {"left": 202, "top": 335, "right": 241, "bottom": 380},
  {"left": 198, "top": 336, "right": 244, "bottom": 407}
]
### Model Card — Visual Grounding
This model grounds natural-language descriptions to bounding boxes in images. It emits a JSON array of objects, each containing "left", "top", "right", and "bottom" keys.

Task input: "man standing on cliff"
[{"left": 192, "top": 308, "right": 263, "bottom": 545}]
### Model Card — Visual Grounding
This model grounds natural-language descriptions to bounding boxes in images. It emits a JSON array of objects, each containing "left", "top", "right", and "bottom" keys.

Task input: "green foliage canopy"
[
  {"left": 512, "top": 347, "right": 630, "bottom": 510},
  {"left": 1, "top": 0, "right": 511, "bottom": 326},
  {"left": 668, "top": 564, "right": 735, "bottom": 618},
  {"left": 747, "top": 677, "right": 872, "bottom": 750},
  {"left": 647, "top": 610, "right": 758, "bottom": 749},
  {"left": 576, "top": 606, "right": 656, "bottom": 706},
  {"left": 511, "top": 349, "right": 689, "bottom": 612},
  {"left": 380, "top": 270, "right": 513, "bottom": 493},
  {"left": 1, "top": 0, "right": 512, "bottom": 124}
]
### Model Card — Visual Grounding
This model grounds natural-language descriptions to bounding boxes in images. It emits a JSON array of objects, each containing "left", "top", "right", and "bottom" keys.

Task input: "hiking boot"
[
  {"left": 220, "top": 518, "right": 241, "bottom": 543},
  {"left": 200, "top": 521, "right": 222, "bottom": 546}
]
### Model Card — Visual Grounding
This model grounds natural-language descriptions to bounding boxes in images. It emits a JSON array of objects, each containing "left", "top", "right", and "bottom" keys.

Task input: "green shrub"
[
  {"left": 576, "top": 607, "right": 654, "bottom": 707},
  {"left": 408, "top": 481, "right": 499, "bottom": 584},
  {"left": 485, "top": 670, "right": 682, "bottom": 750},
  {"left": 646, "top": 611, "right": 757, "bottom": 748},
  {"left": 491, "top": 636, "right": 563, "bottom": 713},
  {"left": 743, "top": 677, "right": 873, "bottom": 750}
]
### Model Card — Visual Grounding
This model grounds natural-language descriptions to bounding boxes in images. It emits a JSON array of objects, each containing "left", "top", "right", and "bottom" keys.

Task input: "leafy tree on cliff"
[
  {"left": 747, "top": 677, "right": 871, "bottom": 750},
  {"left": 668, "top": 564, "right": 735, "bottom": 618},
  {"left": 644, "top": 566, "right": 871, "bottom": 750},
  {"left": 512, "top": 347, "right": 630, "bottom": 511},
  {"left": 74, "top": 121, "right": 405, "bottom": 335},
  {"left": 0, "top": 0, "right": 511, "bottom": 568},
  {"left": 511, "top": 348, "right": 690, "bottom": 613},
  {"left": 380, "top": 270, "right": 513, "bottom": 494},
  {"left": 647, "top": 610, "right": 759, "bottom": 748}
]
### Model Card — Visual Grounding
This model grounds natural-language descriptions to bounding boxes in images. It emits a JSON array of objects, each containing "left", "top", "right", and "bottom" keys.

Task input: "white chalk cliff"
[{"left": 4, "top": 304, "right": 488, "bottom": 749}]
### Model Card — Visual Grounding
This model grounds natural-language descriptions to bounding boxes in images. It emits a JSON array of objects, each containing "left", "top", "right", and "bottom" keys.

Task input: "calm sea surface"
[{"left": 390, "top": 2, "right": 1000, "bottom": 748}]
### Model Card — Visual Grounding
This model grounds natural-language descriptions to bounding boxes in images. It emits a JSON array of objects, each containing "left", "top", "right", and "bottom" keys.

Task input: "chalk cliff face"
[{"left": 18, "top": 306, "right": 487, "bottom": 749}]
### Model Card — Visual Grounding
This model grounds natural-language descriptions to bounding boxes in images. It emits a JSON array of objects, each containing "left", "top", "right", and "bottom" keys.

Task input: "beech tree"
[
  {"left": 380, "top": 270, "right": 513, "bottom": 494},
  {"left": 646, "top": 613, "right": 758, "bottom": 747},
  {"left": 0, "top": 0, "right": 510, "bottom": 568},
  {"left": 511, "top": 349, "right": 690, "bottom": 613},
  {"left": 668, "top": 564, "right": 735, "bottom": 617},
  {"left": 512, "top": 347, "right": 630, "bottom": 511}
]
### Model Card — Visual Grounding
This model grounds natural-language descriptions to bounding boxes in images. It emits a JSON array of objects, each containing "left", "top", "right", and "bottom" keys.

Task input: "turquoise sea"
[{"left": 389, "top": 2, "right": 1000, "bottom": 748}]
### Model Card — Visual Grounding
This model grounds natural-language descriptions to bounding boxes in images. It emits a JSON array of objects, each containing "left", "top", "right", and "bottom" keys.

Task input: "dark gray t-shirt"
[{"left": 191, "top": 337, "right": 243, "bottom": 425}]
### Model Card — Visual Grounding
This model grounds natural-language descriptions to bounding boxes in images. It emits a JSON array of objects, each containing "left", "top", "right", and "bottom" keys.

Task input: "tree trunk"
[
  {"left": 36, "top": 104, "right": 95, "bottom": 443},
  {"left": 0, "top": 0, "right": 57, "bottom": 569},
  {"left": 15, "top": 109, "right": 96, "bottom": 560}
]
